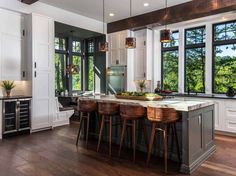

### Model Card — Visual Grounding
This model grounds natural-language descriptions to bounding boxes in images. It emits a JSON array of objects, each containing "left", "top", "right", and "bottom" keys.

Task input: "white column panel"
[
  {"left": 179, "top": 28, "right": 185, "bottom": 93},
  {"left": 205, "top": 23, "right": 213, "bottom": 94}
]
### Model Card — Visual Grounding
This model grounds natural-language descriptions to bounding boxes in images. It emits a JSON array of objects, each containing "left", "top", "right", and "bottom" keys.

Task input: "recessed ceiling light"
[
  {"left": 144, "top": 3, "right": 149, "bottom": 7},
  {"left": 109, "top": 13, "right": 115, "bottom": 17}
]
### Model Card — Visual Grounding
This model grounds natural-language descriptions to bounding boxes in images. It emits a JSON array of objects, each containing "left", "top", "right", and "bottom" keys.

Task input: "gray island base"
[{"left": 78, "top": 95, "right": 216, "bottom": 174}]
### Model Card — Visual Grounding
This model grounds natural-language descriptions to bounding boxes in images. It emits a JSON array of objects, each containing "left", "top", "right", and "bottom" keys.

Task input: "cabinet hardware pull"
[
  {"left": 34, "top": 71, "right": 37, "bottom": 78},
  {"left": 198, "top": 116, "right": 201, "bottom": 125},
  {"left": 34, "top": 62, "right": 37, "bottom": 68},
  {"left": 22, "top": 71, "right": 25, "bottom": 78},
  {"left": 144, "top": 72, "right": 146, "bottom": 78}
]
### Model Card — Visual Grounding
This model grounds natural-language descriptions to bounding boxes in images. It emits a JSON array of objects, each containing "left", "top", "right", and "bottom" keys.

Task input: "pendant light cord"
[
  {"left": 103, "top": 0, "right": 105, "bottom": 34},
  {"left": 130, "top": 0, "right": 132, "bottom": 17},
  {"left": 165, "top": 0, "right": 167, "bottom": 29}
]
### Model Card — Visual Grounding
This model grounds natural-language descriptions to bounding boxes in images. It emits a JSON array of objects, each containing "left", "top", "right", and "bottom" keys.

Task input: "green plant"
[
  {"left": 138, "top": 80, "right": 146, "bottom": 89},
  {"left": 1, "top": 81, "right": 16, "bottom": 90}
]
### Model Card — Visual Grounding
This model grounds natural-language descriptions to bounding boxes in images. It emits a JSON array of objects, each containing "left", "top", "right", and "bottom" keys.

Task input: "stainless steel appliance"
[
  {"left": 106, "top": 66, "right": 127, "bottom": 94},
  {"left": 2, "top": 98, "right": 31, "bottom": 137}
]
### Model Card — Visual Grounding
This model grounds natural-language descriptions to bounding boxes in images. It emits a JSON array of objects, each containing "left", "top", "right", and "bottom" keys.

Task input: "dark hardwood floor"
[{"left": 0, "top": 123, "right": 236, "bottom": 176}]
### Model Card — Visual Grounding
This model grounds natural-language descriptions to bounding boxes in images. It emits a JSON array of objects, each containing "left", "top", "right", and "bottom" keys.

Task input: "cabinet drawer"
[
  {"left": 225, "top": 108, "right": 236, "bottom": 120},
  {"left": 225, "top": 120, "right": 236, "bottom": 133}
]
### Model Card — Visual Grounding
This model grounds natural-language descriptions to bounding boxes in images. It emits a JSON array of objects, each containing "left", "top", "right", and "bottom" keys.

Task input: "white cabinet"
[
  {"left": 26, "top": 13, "right": 55, "bottom": 131},
  {"left": 0, "top": 9, "right": 26, "bottom": 81},
  {"left": 224, "top": 100, "right": 236, "bottom": 133},
  {"left": 134, "top": 29, "right": 153, "bottom": 81},
  {"left": 108, "top": 30, "right": 128, "bottom": 66}
]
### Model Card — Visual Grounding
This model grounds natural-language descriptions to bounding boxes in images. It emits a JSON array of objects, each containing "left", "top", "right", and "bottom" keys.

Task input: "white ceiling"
[{"left": 39, "top": 0, "right": 192, "bottom": 23}]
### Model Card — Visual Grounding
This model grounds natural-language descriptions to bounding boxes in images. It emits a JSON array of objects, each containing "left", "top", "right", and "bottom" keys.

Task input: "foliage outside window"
[
  {"left": 55, "top": 37, "right": 66, "bottom": 51},
  {"left": 72, "top": 41, "right": 81, "bottom": 53},
  {"left": 161, "top": 31, "right": 179, "bottom": 91},
  {"left": 185, "top": 26, "right": 206, "bottom": 93},
  {"left": 213, "top": 21, "right": 236, "bottom": 93},
  {"left": 55, "top": 53, "right": 66, "bottom": 92},
  {"left": 72, "top": 56, "right": 82, "bottom": 91},
  {"left": 87, "top": 40, "right": 95, "bottom": 91}
]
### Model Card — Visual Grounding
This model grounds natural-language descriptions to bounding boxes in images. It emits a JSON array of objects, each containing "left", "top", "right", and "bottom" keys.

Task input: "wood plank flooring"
[{"left": 0, "top": 123, "right": 236, "bottom": 176}]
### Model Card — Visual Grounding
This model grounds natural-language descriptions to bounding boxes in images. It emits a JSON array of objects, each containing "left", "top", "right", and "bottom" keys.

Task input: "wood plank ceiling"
[{"left": 107, "top": 0, "right": 236, "bottom": 33}]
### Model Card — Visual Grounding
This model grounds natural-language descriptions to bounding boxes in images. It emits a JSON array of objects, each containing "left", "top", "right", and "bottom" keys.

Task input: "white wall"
[
  {"left": 153, "top": 11, "right": 236, "bottom": 94},
  {"left": 0, "top": 0, "right": 104, "bottom": 34}
]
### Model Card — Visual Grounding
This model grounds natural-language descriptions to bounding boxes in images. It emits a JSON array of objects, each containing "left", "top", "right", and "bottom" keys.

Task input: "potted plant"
[
  {"left": 1, "top": 81, "right": 16, "bottom": 97},
  {"left": 137, "top": 80, "right": 147, "bottom": 93}
]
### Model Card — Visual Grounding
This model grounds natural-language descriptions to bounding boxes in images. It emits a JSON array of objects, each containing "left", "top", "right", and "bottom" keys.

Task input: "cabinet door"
[
  {"left": 0, "top": 9, "right": 24, "bottom": 80},
  {"left": 31, "top": 14, "right": 54, "bottom": 131},
  {"left": 134, "top": 48, "right": 146, "bottom": 80}
]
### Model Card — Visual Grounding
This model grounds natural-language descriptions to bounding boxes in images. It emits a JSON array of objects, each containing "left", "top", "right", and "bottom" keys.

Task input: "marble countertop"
[
  {"left": 78, "top": 95, "right": 214, "bottom": 112},
  {"left": 0, "top": 95, "right": 32, "bottom": 100}
]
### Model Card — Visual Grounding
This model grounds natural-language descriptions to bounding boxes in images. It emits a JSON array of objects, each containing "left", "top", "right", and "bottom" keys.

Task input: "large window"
[
  {"left": 161, "top": 31, "right": 179, "bottom": 91},
  {"left": 185, "top": 26, "right": 206, "bottom": 93},
  {"left": 213, "top": 21, "right": 236, "bottom": 93}
]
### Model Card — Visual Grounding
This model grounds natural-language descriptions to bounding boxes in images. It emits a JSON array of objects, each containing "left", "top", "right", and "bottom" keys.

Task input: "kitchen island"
[{"left": 78, "top": 95, "right": 215, "bottom": 174}]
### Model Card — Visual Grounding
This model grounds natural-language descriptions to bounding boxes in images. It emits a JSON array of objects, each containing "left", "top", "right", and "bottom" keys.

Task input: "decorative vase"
[
  {"left": 226, "top": 86, "right": 235, "bottom": 97},
  {"left": 140, "top": 87, "right": 144, "bottom": 93},
  {"left": 6, "top": 90, "right": 11, "bottom": 97},
  {"left": 154, "top": 81, "right": 161, "bottom": 94}
]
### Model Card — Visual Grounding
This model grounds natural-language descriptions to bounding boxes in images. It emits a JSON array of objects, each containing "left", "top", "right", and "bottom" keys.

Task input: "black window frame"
[
  {"left": 212, "top": 20, "right": 236, "bottom": 94},
  {"left": 161, "top": 31, "right": 179, "bottom": 92},
  {"left": 85, "top": 38, "right": 95, "bottom": 91},
  {"left": 184, "top": 26, "right": 206, "bottom": 93}
]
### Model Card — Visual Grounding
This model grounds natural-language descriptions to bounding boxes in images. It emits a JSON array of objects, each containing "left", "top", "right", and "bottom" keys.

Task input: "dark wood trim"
[
  {"left": 21, "top": 0, "right": 38, "bottom": 5},
  {"left": 107, "top": 0, "right": 236, "bottom": 33}
]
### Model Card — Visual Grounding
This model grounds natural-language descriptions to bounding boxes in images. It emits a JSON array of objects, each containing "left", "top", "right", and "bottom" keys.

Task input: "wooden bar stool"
[
  {"left": 118, "top": 104, "right": 148, "bottom": 162},
  {"left": 97, "top": 102, "right": 120, "bottom": 157},
  {"left": 76, "top": 100, "right": 97, "bottom": 148},
  {"left": 146, "top": 107, "right": 181, "bottom": 173}
]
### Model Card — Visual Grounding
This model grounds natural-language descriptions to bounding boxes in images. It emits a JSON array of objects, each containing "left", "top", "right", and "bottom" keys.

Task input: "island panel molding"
[
  {"left": 21, "top": 0, "right": 38, "bottom": 5},
  {"left": 107, "top": 0, "right": 236, "bottom": 33}
]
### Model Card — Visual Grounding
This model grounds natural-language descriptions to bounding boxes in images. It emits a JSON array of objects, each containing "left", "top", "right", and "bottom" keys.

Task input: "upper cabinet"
[
  {"left": 108, "top": 30, "right": 128, "bottom": 66},
  {"left": 134, "top": 29, "right": 153, "bottom": 81},
  {"left": 0, "top": 9, "right": 26, "bottom": 81}
]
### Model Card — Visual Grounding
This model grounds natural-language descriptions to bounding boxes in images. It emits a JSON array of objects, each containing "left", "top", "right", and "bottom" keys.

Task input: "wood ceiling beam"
[
  {"left": 21, "top": 0, "right": 38, "bottom": 5},
  {"left": 107, "top": 0, "right": 236, "bottom": 33}
]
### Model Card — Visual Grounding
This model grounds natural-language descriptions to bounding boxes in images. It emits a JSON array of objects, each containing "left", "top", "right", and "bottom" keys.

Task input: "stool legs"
[
  {"left": 163, "top": 124, "right": 168, "bottom": 173},
  {"left": 132, "top": 120, "right": 137, "bottom": 162},
  {"left": 118, "top": 119, "right": 127, "bottom": 157},
  {"left": 97, "top": 115, "right": 105, "bottom": 152},
  {"left": 97, "top": 116, "right": 113, "bottom": 157},
  {"left": 146, "top": 122, "right": 156, "bottom": 165},
  {"left": 146, "top": 122, "right": 180, "bottom": 174},
  {"left": 76, "top": 112, "right": 84, "bottom": 146},
  {"left": 76, "top": 112, "right": 91, "bottom": 148},
  {"left": 86, "top": 113, "right": 90, "bottom": 148},
  {"left": 109, "top": 116, "right": 112, "bottom": 157}
]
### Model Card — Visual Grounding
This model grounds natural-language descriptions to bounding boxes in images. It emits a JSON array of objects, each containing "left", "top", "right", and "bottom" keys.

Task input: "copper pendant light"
[
  {"left": 99, "top": 0, "right": 109, "bottom": 52},
  {"left": 66, "top": 64, "right": 79, "bottom": 74},
  {"left": 125, "top": 0, "right": 136, "bottom": 49},
  {"left": 160, "top": 0, "right": 172, "bottom": 43}
]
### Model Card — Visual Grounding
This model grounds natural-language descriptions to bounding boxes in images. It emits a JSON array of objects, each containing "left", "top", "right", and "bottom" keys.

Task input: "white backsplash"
[{"left": 0, "top": 81, "right": 32, "bottom": 96}]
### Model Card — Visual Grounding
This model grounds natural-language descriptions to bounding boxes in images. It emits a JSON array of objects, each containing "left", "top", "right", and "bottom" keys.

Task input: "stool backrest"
[
  {"left": 147, "top": 107, "right": 178, "bottom": 123},
  {"left": 79, "top": 99, "right": 97, "bottom": 112},
  {"left": 98, "top": 102, "right": 119, "bottom": 115},
  {"left": 120, "top": 104, "right": 146, "bottom": 119}
]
